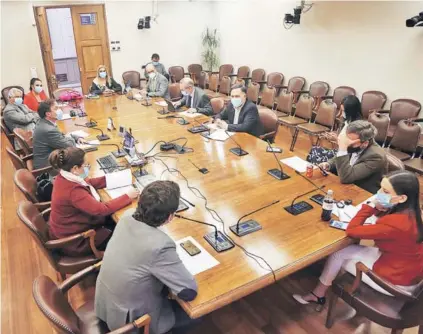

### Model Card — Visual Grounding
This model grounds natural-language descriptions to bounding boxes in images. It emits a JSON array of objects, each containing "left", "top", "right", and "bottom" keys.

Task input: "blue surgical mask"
[
  {"left": 14, "top": 97, "right": 23, "bottom": 105},
  {"left": 80, "top": 166, "right": 90, "bottom": 179},
  {"left": 56, "top": 109, "right": 63, "bottom": 120},
  {"left": 152, "top": 61, "right": 159, "bottom": 66},
  {"left": 375, "top": 192, "right": 395, "bottom": 209},
  {"left": 34, "top": 86, "right": 43, "bottom": 94},
  {"left": 231, "top": 97, "right": 243, "bottom": 108},
  {"left": 99, "top": 71, "right": 107, "bottom": 78}
]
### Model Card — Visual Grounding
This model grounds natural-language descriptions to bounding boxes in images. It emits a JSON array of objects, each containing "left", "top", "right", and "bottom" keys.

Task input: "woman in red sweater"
[
  {"left": 48, "top": 147, "right": 139, "bottom": 256},
  {"left": 293, "top": 170, "right": 423, "bottom": 307},
  {"left": 24, "top": 78, "right": 48, "bottom": 112}
]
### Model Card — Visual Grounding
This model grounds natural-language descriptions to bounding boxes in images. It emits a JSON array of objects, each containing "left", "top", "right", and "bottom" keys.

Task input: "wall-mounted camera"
[
  {"left": 137, "top": 16, "right": 152, "bottom": 30},
  {"left": 406, "top": 12, "right": 423, "bottom": 27},
  {"left": 283, "top": 1, "right": 313, "bottom": 29}
]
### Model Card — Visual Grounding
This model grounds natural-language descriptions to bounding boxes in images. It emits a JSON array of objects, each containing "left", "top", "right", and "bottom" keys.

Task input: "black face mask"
[{"left": 347, "top": 146, "right": 362, "bottom": 154}]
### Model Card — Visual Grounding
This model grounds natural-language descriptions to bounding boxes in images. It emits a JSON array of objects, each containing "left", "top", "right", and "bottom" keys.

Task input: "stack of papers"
[
  {"left": 175, "top": 236, "right": 219, "bottom": 275},
  {"left": 179, "top": 111, "right": 203, "bottom": 118},
  {"left": 280, "top": 156, "right": 314, "bottom": 173},
  {"left": 155, "top": 101, "right": 167, "bottom": 107},
  {"left": 105, "top": 169, "right": 133, "bottom": 199},
  {"left": 205, "top": 129, "right": 234, "bottom": 141},
  {"left": 68, "top": 130, "right": 89, "bottom": 138},
  {"left": 59, "top": 114, "right": 72, "bottom": 120}
]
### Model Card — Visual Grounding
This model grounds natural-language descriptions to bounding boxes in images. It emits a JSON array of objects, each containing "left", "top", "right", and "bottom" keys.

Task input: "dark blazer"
[
  {"left": 178, "top": 87, "right": 213, "bottom": 116},
  {"left": 90, "top": 77, "right": 122, "bottom": 95},
  {"left": 328, "top": 142, "right": 387, "bottom": 194},
  {"left": 215, "top": 100, "right": 264, "bottom": 137}
]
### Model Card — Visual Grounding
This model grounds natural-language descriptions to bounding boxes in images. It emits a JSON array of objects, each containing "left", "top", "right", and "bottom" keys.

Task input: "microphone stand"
[
  {"left": 266, "top": 140, "right": 289, "bottom": 180},
  {"left": 90, "top": 143, "right": 127, "bottom": 158},
  {"left": 85, "top": 118, "right": 97, "bottom": 128},
  {"left": 75, "top": 124, "right": 110, "bottom": 141},
  {"left": 224, "top": 130, "right": 248, "bottom": 156}
]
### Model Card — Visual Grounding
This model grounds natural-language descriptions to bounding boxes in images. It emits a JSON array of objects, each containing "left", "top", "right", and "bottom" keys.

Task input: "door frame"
[{"left": 33, "top": 3, "right": 112, "bottom": 96}]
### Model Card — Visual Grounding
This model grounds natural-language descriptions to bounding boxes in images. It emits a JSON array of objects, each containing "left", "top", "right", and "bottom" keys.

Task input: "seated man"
[
  {"left": 33, "top": 99, "right": 85, "bottom": 170},
  {"left": 143, "top": 63, "right": 170, "bottom": 99},
  {"left": 174, "top": 77, "right": 213, "bottom": 115},
  {"left": 144, "top": 53, "right": 168, "bottom": 78},
  {"left": 214, "top": 84, "right": 264, "bottom": 137},
  {"left": 95, "top": 180, "right": 198, "bottom": 334},
  {"left": 319, "top": 120, "right": 386, "bottom": 194},
  {"left": 3, "top": 88, "right": 40, "bottom": 149}
]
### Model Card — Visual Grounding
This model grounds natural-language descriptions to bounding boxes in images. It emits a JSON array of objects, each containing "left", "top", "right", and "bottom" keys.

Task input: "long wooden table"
[{"left": 58, "top": 95, "right": 370, "bottom": 318}]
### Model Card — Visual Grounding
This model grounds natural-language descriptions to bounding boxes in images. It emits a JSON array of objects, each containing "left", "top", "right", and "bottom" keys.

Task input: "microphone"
[
  {"left": 180, "top": 196, "right": 195, "bottom": 207},
  {"left": 266, "top": 140, "right": 289, "bottom": 180},
  {"left": 230, "top": 200, "right": 280, "bottom": 236},
  {"left": 157, "top": 115, "right": 177, "bottom": 119},
  {"left": 224, "top": 130, "right": 248, "bottom": 156},
  {"left": 89, "top": 143, "right": 126, "bottom": 158},
  {"left": 85, "top": 118, "right": 97, "bottom": 128},
  {"left": 75, "top": 124, "right": 110, "bottom": 141},
  {"left": 175, "top": 214, "right": 234, "bottom": 253}
]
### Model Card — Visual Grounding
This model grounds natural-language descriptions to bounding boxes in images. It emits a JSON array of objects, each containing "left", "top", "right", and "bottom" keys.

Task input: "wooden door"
[
  {"left": 34, "top": 7, "right": 59, "bottom": 94},
  {"left": 71, "top": 5, "right": 111, "bottom": 94}
]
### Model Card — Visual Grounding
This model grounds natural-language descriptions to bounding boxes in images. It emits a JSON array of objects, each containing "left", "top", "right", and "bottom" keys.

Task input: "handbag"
[
  {"left": 306, "top": 146, "right": 337, "bottom": 164},
  {"left": 58, "top": 90, "right": 83, "bottom": 102},
  {"left": 36, "top": 173, "right": 53, "bottom": 202}
]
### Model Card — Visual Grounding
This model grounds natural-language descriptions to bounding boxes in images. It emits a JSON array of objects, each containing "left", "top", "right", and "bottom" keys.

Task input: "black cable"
[{"left": 154, "top": 157, "right": 278, "bottom": 282}]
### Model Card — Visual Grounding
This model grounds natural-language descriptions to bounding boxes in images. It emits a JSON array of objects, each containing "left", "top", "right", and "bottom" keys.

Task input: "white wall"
[
  {"left": 47, "top": 7, "right": 77, "bottom": 60},
  {"left": 216, "top": 0, "right": 423, "bottom": 107}
]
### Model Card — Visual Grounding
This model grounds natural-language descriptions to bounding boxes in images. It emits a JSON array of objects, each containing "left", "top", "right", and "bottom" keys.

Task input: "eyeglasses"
[{"left": 35, "top": 84, "right": 43, "bottom": 87}]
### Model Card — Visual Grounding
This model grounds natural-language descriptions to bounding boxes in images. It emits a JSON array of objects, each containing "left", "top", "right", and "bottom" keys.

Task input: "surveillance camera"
[{"left": 406, "top": 12, "right": 423, "bottom": 27}]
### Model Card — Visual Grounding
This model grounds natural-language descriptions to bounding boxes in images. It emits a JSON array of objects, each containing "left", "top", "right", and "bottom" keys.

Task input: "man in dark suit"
[
  {"left": 320, "top": 120, "right": 387, "bottom": 194},
  {"left": 214, "top": 85, "right": 264, "bottom": 137},
  {"left": 174, "top": 78, "right": 213, "bottom": 116}
]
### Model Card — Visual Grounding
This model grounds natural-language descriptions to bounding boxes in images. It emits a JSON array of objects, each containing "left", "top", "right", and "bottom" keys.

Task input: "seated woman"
[
  {"left": 90, "top": 65, "right": 122, "bottom": 95},
  {"left": 293, "top": 170, "right": 423, "bottom": 307},
  {"left": 48, "top": 147, "right": 139, "bottom": 256},
  {"left": 24, "top": 78, "right": 48, "bottom": 112}
]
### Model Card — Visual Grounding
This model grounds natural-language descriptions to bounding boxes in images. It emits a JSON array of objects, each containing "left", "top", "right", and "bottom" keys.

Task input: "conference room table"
[{"left": 58, "top": 94, "right": 371, "bottom": 319}]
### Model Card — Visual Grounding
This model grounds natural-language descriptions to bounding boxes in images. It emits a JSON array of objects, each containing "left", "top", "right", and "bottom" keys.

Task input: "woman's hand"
[{"left": 126, "top": 187, "right": 140, "bottom": 200}]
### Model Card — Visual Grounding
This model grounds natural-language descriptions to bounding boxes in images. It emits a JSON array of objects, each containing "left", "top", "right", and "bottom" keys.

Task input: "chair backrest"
[
  {"left": 188, "top": 64, "right": 203, "bottom": 84},
  {"left": 33, "top": 275, "right": 81, "bottom": 334},
  {"left": 260, "top": 86, "right": 276, "bottom": 109},
  {"left": 13, "top": 128, "right": 33, "bottom": 155},
  {"left": 219, "top": 64, "right": 234, "bottom": 80},
  {"left": 210, "top": 98, "right": 225, "bottom": 115},
  {"left": 385, "top": 153, "right": 405, "bottom": 174},
  {"left": 361, "top": 90, "right": 387, "bottom": 119},
  {"left": 332, "top": 86, "right": 356, "bottom": 108},
  {"left": 258, "top": 108, "right": 279, "bottom": 137},
  {"left": 1, "top": 117, "right": 15, "bottom": 146},
  {"left": 287, "top": 76, "right": 306, "bottom": 93},
  {"left": 237, "top": 66, "right": 250, "bottom": 79},
  {"left": 389, "top": 120, "right": 421, "bottom": 154},
  {"left": 168, "top": 66, "right": 185, "bottom": 83},
  {"left": 390, "top": 98, "right": 422, "bottom": 126},
  {"left": 122, "top": 71, "right": 141, "bottom": 89},
  {"left": 315, "top": 100, "right": 337, "bottom": 128},
  {"left": 168, "top": 83, "right": 182, "bottom": 100},
  {"left": 247, "top": 83, "right": 260, "bottom": 104},
  {"left": 368, "top": 112, "right": 390, "bottom": 145},
  {"left": 1, "top": 85, "right": 24, "bottom": 105},
  {"left": 267, "top": 72, "right": 284, "bottom": 87},
  {"left": 196, "top": 71, "right": 207, "bottom": 89},
  {"left": 251, "top": 68, "right": 266, "bottom": 83},
  {"left": 293, "top": 94, "right": 314, "bottom": 120},
  {"left": 208, "top": 74, "right": 219, "bottom": 92},
  {"left": 309, "top": 81, "right": 330, "bottom": 98},
  {"left": 17, "top": 201, "right": 59, "bottom": 271},
  {"left": 275, "top": 91, "right": 293, "bottom": 114},
  {"left": 14, "top": 169, "right": 39, "bottom": 203},
  {"left": 218, "top": 76, "right": 231, "bottom": 95},
  {"left": 6, "top": 146, "right": 27, "bottom": 170}
]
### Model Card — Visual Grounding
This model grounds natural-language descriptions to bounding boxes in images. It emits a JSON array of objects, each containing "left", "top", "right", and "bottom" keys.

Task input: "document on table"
[
  {"left": 105, "top": 168, "right": 132, "bottom": 190},
  {"left": 175, "top": 236, "right": 219, "bottom": 276},
  {"left": 332, "top": 195, "right": 378, "bottom": 224},
  {"left": 155, "top": 101, "right": 167, "bottom": 107},
  {"left": 280, "top": 156, "right": 315, "bottom": 173},
  {"left": 58, "top": 113, "right": 72, "bottom": 121},
  {"left": 106, "top": 185, "right": 134, "bottom": 199},
  {"left": 179, "top": 111, "right": 203, "bottom": 118},
  {"left": 68, "top": 130, "right": 89, "bottom": 138},
  {"left": 76, "top": 140, "right": 101, "bottom": 151},
  {"left": 206, "top": 129, "right": 234, "bottom": 141}
]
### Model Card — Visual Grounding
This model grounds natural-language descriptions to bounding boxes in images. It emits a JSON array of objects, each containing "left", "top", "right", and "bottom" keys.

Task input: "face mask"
[
  {"left": 152, "top": 61, "right": 159, "bottom": 66},
  {"left": 375, "top": 192, "right": 395, "bottom": 209},
  {"left": 148, "top": 72, "right": 156, "bottom": 79},
  {"left": 34, "top": 86, "right": 43, "bottom": 94},
  {"left": 347, "top": 145, "right": 362, "bottom": 154},
  {"left": 99, "top": 71, "right": 107, "bottom": 78},
  {"left": 342, "top": 111, "right": 347, "bottom": 119},
  {"left": 55, "top": 109, "right": 63, "bottom": 120},
  {"left": 14, "top": 97, "right": 23, "bottom": 105},
  {"left": 231, "top": 97, "right": 243, "bottom": 108},
  {"left": 181, "top": 90, "right": 189, "bottom": 96},
  {"left": 80, "top": 166, "right": 90, "bottom": 179}
]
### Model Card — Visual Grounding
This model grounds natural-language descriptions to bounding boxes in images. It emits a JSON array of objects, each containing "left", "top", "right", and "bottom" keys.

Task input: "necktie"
[{"left": 186, "top": 95, "right": 192, "bottom": 107}]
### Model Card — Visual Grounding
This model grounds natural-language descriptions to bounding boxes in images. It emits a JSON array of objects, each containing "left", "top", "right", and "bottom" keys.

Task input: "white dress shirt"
[
  {"left": 233, "top": 103, "right": 245, "bottom": 125},
  {"left": 337, "top": 149, "right": 363, "bottom": 166}
]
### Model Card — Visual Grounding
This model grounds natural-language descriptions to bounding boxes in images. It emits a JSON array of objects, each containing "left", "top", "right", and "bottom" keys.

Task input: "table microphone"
[
  {"left": 90, "top": 143, "right": 126, "bottom": 158},
  {"left": 85, "top": 118, "right": 97, "bottom": 128},
  {"left": 174, "top": 214, "right": 218, "bottom": 241},
  {"left": 266, "top": 140, "right": 289, "bottom": 180},
  {"left": 230, "top": 199, "right": 280, "bottom": 236},
  {"left": 75, "top": 124, "right": 110, "bottom": 141},
  {"left": 295, "top": 170, "right": 328, "bottom": 195},
  {"left": 224, "top": 130, "right": 248, "bottom": 156}
]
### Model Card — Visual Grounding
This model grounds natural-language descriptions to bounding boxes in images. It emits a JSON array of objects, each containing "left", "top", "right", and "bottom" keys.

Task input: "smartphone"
[
  {"left": 266, "top": 147, "right": 282, "bottom": 153},
  {"left": 329, "top": 220, "right": 349, "bottom": 231},
  {"left": 180, "top": 240, "right": 201, "bottom": 256},
  {"left": 310, "top": 194, "right": 325, "bottom": 206}
]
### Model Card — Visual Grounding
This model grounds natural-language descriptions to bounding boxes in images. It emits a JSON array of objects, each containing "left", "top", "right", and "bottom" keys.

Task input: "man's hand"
[
  {"left": 319, "top": 162, "right": 330, "bottom": 171},
  {"left": 337, "top": 132, "right": 360, "bottom": 151},
  {"left": 186, "top": 108, "right": 197, "bottom": 114},
  {"left": 77, "top": 138, "right": 87, "bottom": 144},
  {"left": 172, "top": 102, "right": 181, "bottom": 108},
  {"left": 215, "top": 119, "right": 229, "bottom": 130}
]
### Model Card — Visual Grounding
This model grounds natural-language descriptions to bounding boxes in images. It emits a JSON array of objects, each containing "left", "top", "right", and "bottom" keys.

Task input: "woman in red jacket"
[
  {"left": 48, "top": 147, "right": 139, "bottom": 256},
  {"left": 293, "top": 170, "right": 423, "bottom": 307},
  {"left": 24, "top": 78, "right": 48, "bottom": 112}
]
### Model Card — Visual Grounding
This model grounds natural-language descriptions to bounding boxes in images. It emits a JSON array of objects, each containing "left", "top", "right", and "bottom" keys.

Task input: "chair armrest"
[
  {"left": 108, "top": 314, "right": 151, "bottom": 334},
  {"left": 273, "top": 85, "right": 287, "bottom": 89},
  {"left": 297, "top": 90, "right": 310, "bottom": 95},
  {"left": 255, "top": 80, "right": 267, "bottom": 84},
  {"left": 184, "top": 72, "right": 190, "bottom": 76},
  {"left": 320, "top": 95, "right": 333, "bottom": 100},
  {"left": 377, "top": 109, "right": 390, "bottom": 114},
  {"left": 211, "top": 71, "right": 219, "bottom": 75},
  {"left": 348, "top": 262, "right": 418, "bottom": 301},
  {"left": 241, "top": 77, "right": 252, "bottom": 80},
  {"left": 35, "top": 202, "right": 51, "bottom": 213},
  {"left": 228, "top": 74, "right": 238, "bottom": 77},
  {"left": 31, "top": 165, "right": 53, "bottom": 177},
  {"left": 410, "top": 118, "right": 423, "bottom": 123},
  {"left": 140, "top": 78, "right": 147, "bottom": 82},
  {"left": 22, "top": 154, "right": 34, "bottom": 162},
  {"left": 59, "top": 261, "right": 102, "bottom": 293}
]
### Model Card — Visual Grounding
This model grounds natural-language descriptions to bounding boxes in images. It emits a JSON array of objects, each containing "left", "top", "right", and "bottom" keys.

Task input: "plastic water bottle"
[
  {"left": 125, "top": 81, "right": 131, "bottom": 94},
  {"left": 321, "top": 189, "right": 334, "bottom": 221}
]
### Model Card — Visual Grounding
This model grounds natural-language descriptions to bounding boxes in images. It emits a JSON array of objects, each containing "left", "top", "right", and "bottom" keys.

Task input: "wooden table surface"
[{"left": 58, "top": 95, "right": 370, "bottom": 318}]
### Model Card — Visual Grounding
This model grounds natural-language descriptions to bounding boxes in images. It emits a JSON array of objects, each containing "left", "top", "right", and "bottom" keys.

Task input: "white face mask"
[{"left": 148, "top": 72, "right": 156, "bottom": 79}]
